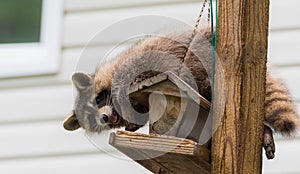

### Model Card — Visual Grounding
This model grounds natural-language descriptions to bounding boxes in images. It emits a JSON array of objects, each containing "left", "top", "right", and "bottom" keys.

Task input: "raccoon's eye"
[
  {"left": 95, "top": 96, "right": 101, "bottom": 105},
  {"left": 95, "top": 90, "right": 109, "bottom": 106},
  {"left": 95, "top": 96, "right": 106, "bottom": 107}
]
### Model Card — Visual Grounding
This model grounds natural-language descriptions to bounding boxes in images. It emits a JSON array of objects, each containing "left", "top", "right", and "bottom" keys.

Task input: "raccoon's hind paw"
[
  {"left": 125, "top": 123, "right": 143, "bottom": 132},
  {"left": 263, "top": 125, "right": 275, "bottom": 159}
]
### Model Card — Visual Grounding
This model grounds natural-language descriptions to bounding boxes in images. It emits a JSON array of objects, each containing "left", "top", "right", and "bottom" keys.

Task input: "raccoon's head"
[{"left": 63, "top": 72, "right": 123, "bottom": 133}]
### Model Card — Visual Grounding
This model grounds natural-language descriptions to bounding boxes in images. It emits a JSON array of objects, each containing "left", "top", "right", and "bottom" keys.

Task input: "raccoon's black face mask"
[{"left": 63, "top": 72, "right": 121, "bottom": 132}]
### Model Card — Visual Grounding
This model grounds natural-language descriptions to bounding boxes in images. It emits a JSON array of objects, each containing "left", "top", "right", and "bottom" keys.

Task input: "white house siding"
[{"left": 0, "top": 0, "right": 299, "bottom": 173}]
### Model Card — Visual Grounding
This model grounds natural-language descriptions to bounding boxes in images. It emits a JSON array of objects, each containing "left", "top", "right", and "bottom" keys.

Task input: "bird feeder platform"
[{"left": 109, "top": 131, "right": 211, "bottom": 174}]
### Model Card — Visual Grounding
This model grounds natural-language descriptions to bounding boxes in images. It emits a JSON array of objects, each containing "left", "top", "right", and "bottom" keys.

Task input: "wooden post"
[{"left": 211, "top": 0, "right": 270, "bottom": 173}]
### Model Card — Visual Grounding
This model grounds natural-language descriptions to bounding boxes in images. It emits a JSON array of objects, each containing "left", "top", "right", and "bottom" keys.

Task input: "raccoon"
[
  {"left": 63, "top": 73, "right": 143, "bottom": 132},
  {"left": 63, "top": 28, "right": 299, "bottom": 159}
]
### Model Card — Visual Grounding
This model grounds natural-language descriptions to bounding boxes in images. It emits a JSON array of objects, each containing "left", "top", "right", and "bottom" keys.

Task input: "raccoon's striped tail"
[{"left": 264, "top": 74, "right": 299, "bottom": 136}]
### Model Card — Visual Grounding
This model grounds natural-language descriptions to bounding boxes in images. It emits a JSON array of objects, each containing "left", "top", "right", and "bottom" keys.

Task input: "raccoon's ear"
[
  {"left": 72, "top": 72, "right": 93, "bottom": 90},
  {"left": 63, "top": 112, "right": 81, "bottom": 131}
]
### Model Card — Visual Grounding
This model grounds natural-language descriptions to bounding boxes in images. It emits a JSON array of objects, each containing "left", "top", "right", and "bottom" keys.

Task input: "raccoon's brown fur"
[
  {"left": 265, "top": 73, "right": 299, "bottom": 135},
  {"left": 64, "top": 28, "right": 299, "bottom": 138}
]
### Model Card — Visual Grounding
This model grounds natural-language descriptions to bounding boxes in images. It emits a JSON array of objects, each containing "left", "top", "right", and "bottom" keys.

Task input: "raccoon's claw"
[
  {"left": 125, "top": 123, "right": 142, "bottom": 132},
  {"left": 263, "top": 125, "right": 275, "bottom": 159}
]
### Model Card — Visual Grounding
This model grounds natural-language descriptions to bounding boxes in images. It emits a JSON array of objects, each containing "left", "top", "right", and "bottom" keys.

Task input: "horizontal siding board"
[
  {"left": 63, "top": 1, "right": 300, "bottom": 48},
  {"left": 271, "top": 66, "right": 300, "bottom": 102},
  {"left": 63, "top": 3, "right": 207, "bottom": 47},
  {"left": 263, "top": 139, "right": 300, "bottom": 174},
  {"left": 269, "top": 0, "right": 300, "bottom": 30},
  {"left": 64, "top": 0, "right": 199, "bottom": 12},
  {"left": 0, "top": 121, "right": 126, "bottom": 159},
  {"left": 66, "top": 44, "right": 131, "bottom": 73},
  {"left": 0, "top": 85, "right": 73, "bottom": 123},
  {"left": 0, "top": 76, "right": 69, "bottom": 90},
  {"left": 0, "top": 153, "right": 150, "bottom": 174},
  {"left": 268, "top": 30, "right": 300, "bottom": 66}
]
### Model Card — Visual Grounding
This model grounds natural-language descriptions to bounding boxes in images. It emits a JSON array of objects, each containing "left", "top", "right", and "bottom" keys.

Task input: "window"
[{"left": 0, "top": 0, "right": 63, "bottom": 78}]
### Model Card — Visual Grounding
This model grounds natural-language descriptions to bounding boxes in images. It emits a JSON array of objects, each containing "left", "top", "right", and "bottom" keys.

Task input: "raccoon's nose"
[{"left": 99, "top": 114, "right": 109, "bottom": 124}]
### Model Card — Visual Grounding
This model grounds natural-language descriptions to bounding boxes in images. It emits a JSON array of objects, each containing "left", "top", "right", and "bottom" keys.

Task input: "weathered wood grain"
[
  {"left": 211, "top": 0, "right": 269, "bottom": 173},
  {"left": 110, "top": 131, "right": 211, "bottom": 174}
]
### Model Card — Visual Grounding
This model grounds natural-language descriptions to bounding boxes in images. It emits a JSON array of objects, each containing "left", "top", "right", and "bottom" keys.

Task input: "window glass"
[{"left": 0, "top": 0, "right": 43, "bottom": 43}]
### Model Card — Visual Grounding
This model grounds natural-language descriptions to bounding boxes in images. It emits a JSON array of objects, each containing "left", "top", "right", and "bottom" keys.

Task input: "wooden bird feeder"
[{"left": 109, "top": 72, "right": 212, "bottom": 174}]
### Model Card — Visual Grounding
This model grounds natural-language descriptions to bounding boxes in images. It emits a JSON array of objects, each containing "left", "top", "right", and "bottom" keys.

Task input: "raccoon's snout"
[{"left": 99, "top": 114, "right": 109, "bottom": 124}]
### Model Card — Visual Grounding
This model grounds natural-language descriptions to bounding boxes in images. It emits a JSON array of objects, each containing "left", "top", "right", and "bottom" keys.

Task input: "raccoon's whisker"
[
  {"left": 104, "top": 93, "right": 109, "bottom": 105},
  {"left": 105, "top": 96, "right": 109, "bottom": 104},
  {"left": 96, "top": 124, "right": 102, "bottom": 132},
  {"left": 107, "top": 94, "right": 113, "bottom": 106},
  {"left": 91, "top": 123, "right": 98, "bottom": 129}
]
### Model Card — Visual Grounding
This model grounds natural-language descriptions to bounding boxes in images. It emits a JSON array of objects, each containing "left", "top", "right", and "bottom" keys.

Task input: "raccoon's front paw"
[
  {"left": 263, "top": 125, "right": 275, "bottom": 159},
  {"left": 125, "top": 123, "right": 143, "bottom": 132}
]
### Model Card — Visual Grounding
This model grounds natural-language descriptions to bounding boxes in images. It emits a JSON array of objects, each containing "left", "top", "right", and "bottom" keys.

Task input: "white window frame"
[{"left": 0, "top": 0, "right": 63, "bottom": 78}]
